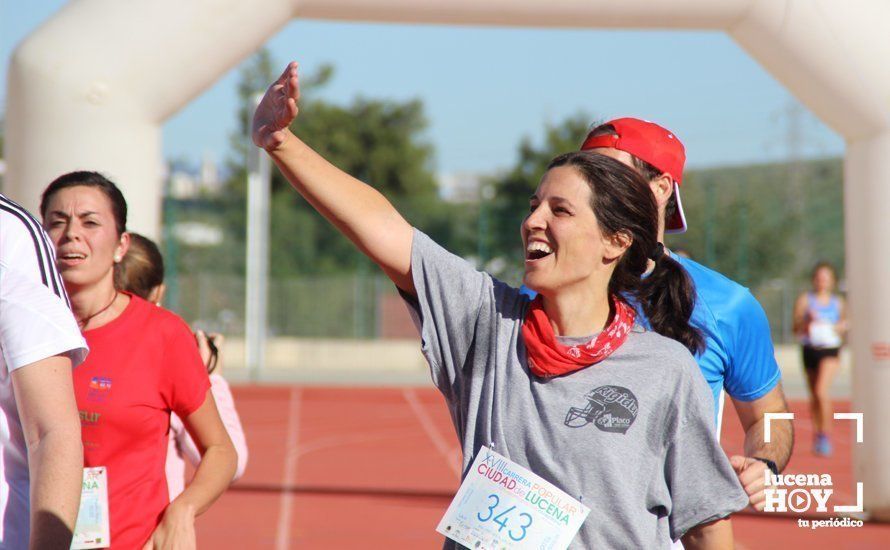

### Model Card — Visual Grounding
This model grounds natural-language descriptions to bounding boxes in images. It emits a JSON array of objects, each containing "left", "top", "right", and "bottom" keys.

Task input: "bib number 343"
[
  {"left": 436, "top": 446, "right": 590, "bottom": 550},
  {"left": 477, "top": 494, "right": 533, "bottom": 541}
]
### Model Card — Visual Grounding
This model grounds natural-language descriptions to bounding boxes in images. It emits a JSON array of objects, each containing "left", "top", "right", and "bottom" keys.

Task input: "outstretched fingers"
[
  {"left": 273, "top": 65, "right": 299, "bottom": 130},
  {"left": 276, "top": 61, "right": 298, "bottom": 87},
  {"left": 286, "top": 63, "right": 300, "bottom": 100},
  {"left": 252, "top": 62, "right": 301, "bottom": 150}
]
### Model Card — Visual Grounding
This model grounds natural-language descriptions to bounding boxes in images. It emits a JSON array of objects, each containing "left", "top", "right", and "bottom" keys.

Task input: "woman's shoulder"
[
  {"left": 625, "top": 328, "right": 699, "bottom": 378},
  {"left": 623, "top": 330, "right": 711, "bottom": 409},
  {"left": 127, "top": 294, "right": 194, "bottom": 335}
]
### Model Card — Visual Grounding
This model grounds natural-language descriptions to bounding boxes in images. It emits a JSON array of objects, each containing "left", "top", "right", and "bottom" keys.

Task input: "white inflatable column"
[
  {"left": 731, "top": 0, "right": 890, "bottom": 519},
  {"left": 5, "top": 0, "right": 297, "bottom": 236},
  {"left": 5, "top": 81, "right": 162, "bottom": 233},
  {"left": 846, "top": 133, "right": 890, "bottom": 520}
]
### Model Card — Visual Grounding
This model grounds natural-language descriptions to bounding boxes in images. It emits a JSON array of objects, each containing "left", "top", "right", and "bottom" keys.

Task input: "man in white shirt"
[{"left": 0, "top": 193, "right": 87, "bottom": 550}]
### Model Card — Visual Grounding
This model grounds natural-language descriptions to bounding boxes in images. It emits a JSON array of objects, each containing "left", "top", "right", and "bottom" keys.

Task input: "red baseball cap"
[{"left": 580, "top": 117, "right": 688, "bottom": 234}]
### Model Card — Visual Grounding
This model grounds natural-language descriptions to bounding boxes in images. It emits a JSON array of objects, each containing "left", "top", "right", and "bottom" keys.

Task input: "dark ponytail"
[
  {"left": 639, "top": 253, "right": 704, "bottom": 355},
  {"left": 545, "top": 152, "right": 704, "bottom": 355},
  {"left": 115, "top": 232, "right": 164, "bottom": 299}
]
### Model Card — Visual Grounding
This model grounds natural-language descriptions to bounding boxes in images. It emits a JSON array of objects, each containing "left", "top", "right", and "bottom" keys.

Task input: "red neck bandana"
[{"left": 521, "top": 295, "right": 636, "bottom": 378}]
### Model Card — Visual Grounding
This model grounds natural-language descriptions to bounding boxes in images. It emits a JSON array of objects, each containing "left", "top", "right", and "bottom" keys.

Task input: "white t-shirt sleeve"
[{"left": 0, "top": 264, "right": 88, "bottom": 371}]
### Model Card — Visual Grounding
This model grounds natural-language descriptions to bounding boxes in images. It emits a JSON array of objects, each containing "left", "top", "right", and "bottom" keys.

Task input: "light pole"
[{"left": 245, "top": 93, "right": 271, "bottom": 382}]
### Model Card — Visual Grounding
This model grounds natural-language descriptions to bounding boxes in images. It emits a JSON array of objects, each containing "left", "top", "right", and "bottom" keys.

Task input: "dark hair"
[
  {"left": 113, "top": 233, "right": 220, "bottom": 374},
  {"left": 546, "top": 152, "right": 704, "bottom": 355},
  {"left": 114, "top": 233, "right": 164, "bottom": 300},
  {"left": 811, "top": 261, "right": 837, "bottom": 281},
  {"left": 587, "top": 123, "right": 679, "bottom": 220},
  {"left": 40, "top": 171, "right": 128, "bottom": 235}
]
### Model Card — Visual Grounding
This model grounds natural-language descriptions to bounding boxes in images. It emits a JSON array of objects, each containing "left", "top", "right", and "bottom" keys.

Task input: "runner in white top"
[{"left": 0, "top": 193, "right": 88, "bottom": 549}]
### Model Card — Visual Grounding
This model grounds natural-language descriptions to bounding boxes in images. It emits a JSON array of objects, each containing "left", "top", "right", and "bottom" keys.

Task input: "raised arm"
[{"left": 252, "top": 62, "right": 415, "bottom": 294}]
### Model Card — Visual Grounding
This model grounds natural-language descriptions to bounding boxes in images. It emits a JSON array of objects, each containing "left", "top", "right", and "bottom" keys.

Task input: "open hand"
[{"left": 252, "top": 61, "right": 300, "bottom": 151}]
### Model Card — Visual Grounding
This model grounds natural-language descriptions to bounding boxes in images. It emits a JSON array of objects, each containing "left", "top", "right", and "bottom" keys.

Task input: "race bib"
[
  {"left": 809, "top": 320, "right": 841, "bottom": 348},
  {"left": 437, "top": 446, "right": 590, "bottom": 549},
  {"left": 71, "top": 467, "right": 110, "bottom": 549}
]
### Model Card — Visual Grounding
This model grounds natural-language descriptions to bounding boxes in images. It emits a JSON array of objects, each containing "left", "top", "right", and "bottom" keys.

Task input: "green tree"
[
  {"left": 171, "top": 49, "right": 459, "bottom": 279},
  {"left": 668, "top": 157, "right": 843, "bottom": 288}
]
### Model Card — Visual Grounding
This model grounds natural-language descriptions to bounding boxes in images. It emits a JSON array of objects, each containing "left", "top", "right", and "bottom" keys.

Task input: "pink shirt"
[{"left": 165, "top": 374, "right": 248, "bottom": 499}]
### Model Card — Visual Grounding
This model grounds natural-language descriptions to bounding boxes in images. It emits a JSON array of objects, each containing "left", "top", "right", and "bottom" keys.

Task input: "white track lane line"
[
  {"left": 402, "top": 388, "right": 462, "bottom": 478},
  {"left": 275, "top": 387, "right": 302, "bottom": 550}
]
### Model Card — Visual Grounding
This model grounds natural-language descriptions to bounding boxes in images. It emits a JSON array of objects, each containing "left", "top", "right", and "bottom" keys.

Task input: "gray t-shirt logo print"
[{"left": 564, "top": 385, "right": 639, "bottom": 434}]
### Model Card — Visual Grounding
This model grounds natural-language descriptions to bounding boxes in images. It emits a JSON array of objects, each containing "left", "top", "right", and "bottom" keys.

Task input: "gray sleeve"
[
  {"left": 665, "top": 358, "right": 749, "bottom": 541},
  {"left": 399, "top": 229, "right": 506, "bottom": 400}
]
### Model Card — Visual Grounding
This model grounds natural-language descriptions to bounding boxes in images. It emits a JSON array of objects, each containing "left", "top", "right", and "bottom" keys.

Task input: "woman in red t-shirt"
[{"left": 41, "top": 171, "right": 237, "bottom": 549}]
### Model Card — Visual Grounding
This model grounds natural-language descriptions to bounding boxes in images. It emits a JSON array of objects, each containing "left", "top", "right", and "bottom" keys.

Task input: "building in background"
[
  {"left": 167, "top": 152, "right": 223, "bottom": 200},
  {"left": 437, "top": 171, "right": 485, "bottom": 203}
]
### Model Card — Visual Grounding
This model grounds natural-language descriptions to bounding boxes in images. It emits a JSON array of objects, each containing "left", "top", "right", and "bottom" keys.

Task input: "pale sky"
[{"left": 2, "top": 2, "right": 843, "bottom": 176}]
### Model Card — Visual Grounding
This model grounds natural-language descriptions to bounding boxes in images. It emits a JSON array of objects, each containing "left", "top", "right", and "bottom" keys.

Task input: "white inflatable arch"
[{"left": 6, "top": 0, "right": 890, "bottom": 518}]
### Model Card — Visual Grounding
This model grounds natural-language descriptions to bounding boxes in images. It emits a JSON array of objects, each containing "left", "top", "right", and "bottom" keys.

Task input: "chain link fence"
[
  {"left": 752, "top": 280, "right": 805, "bottom": 345},
  {"left": 169, "top": 273, "right": 817, "bottom": 345},
  {"left": 171, "top": 273, "right": 395, "bottom": 338}
]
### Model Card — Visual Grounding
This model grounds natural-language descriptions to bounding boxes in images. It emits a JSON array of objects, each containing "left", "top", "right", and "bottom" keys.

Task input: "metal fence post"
[{"left": 245, "top": 93, "right": 271, "bottom": 382}]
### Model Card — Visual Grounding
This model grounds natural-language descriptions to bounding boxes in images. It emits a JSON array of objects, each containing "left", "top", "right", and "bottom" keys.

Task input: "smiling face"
[
  {"left": 43, "top": 185, "right": 129, "bottom": 293},
  {"left": 522, "top": 165, "right": 623, "bottom": 296}
]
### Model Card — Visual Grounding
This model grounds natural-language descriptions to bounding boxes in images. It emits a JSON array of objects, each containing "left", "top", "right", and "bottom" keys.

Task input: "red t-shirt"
[{"left": 75, "top": 294, "right": 210, "bottom": 549}]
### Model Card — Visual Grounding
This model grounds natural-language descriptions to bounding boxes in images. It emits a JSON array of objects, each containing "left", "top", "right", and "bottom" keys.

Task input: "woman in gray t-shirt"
[{"left": 252, "top": 62, "right": 747, "bottom": 549}]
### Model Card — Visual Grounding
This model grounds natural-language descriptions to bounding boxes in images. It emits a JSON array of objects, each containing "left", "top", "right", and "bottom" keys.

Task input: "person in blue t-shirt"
[{"left": 524, "top": 118, "right": 793, "bottom": 511}]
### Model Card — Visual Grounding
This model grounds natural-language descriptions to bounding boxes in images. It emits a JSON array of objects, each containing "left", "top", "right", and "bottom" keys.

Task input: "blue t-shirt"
[
  {"left": 520, "top": 254, "right": 782, "bottom": 425},
  {"left": 668, "top": 255, "right": 781, "bottom": 422}
]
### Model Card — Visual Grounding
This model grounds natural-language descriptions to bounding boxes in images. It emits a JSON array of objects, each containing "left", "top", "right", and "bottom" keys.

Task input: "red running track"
[{"left": 195, "top": 386, "right": 888, "bottom": 549}]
